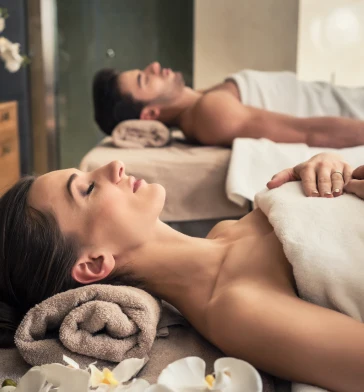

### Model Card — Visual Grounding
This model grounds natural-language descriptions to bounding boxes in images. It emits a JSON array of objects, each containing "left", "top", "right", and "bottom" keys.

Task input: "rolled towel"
[
  {"left": 15, "top": 284, "right": 161, "bottom": 366},
  {"left": 111, "top": 120, "right": 171, "bottom": 148}
]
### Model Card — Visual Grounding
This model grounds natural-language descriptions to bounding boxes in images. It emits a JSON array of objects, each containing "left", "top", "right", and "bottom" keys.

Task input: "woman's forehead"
[{"left": 28, "top": 169, "right": 75, "bottom": 209}]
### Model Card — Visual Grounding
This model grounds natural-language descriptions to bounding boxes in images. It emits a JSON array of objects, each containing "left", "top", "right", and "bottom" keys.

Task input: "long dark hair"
[
  {"left": 0, "top": 177, "right": 81, "bottom": 347},
  {"left": 0, "top": 176, "right": 146, "bottom": 348}
]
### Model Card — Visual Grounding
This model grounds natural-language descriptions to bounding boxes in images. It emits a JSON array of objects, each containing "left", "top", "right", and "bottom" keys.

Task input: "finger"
[
  {"left": 344, "top": 179, "right": 364, "bottom": 200},
  {"left": 266, "top": 168, "right": 296, "bottom": 189},
  {"left": 316, "top": 166, "right": 333, "bottom": 198},
  {"left": 343, "top": 164, "right": 353, "bottom": 185},
  {"left": 352, "top": 165, "right": 364, "bottom": 180},
  {"left": 331, "top": 171, "right": 344, "bottom": 197},
  {"left": 298, "top": 166, "right": 319, "bottom": 197}
]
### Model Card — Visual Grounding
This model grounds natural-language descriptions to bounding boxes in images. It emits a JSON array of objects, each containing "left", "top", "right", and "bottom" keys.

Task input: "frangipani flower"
[
  {"left": 145, "top": 357, "right": 262, "bottom": 392},
  {"left": 63, "top": 355, "right": 150, "bottom": 392}
]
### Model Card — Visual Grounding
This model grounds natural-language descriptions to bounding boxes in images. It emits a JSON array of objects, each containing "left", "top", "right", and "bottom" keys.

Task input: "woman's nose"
[{"left": 105, "top": 160, "right": 125, "bottom": 183}]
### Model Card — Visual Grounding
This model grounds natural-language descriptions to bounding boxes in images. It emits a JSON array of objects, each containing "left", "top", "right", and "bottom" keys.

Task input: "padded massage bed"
[{"left": 79, "top": 132, "right": 250, "bottom": 237}]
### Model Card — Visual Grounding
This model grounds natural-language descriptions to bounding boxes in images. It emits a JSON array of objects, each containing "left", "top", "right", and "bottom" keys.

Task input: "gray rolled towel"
[
  {"left": 15, "top": 285, "right": 161, "bottom": 366},
  {"left": 111, "top": 120, "right": 171, "bottom": 148}
]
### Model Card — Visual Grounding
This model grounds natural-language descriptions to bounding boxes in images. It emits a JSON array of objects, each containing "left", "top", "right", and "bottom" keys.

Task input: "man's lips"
[{"left": 162, "top": 68, "right": 172, "bottom": 77}]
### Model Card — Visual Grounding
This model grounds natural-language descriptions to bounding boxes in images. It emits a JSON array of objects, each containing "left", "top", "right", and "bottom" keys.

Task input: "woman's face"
[{"left": 27, "top": 161, "right": 166, "bottom": 256}]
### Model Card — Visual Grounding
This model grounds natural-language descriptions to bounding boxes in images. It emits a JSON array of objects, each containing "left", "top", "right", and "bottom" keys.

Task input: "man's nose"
[{"left": 146, "top": 61, "right": 161, "bottom": 75}]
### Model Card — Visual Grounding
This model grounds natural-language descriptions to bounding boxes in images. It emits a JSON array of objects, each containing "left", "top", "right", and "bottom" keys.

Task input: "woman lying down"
[{"left": 1, "top": 152, "right": 364, "bottom": 392}]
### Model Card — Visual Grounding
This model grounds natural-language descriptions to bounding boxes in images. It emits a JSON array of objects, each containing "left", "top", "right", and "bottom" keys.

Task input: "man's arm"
[{"left": 193, "top": 92, "right": 364, "bottom": 148}]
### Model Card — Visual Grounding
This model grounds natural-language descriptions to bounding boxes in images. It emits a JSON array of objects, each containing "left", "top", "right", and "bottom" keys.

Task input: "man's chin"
[{"left": 175, "top": 71, "right": 185, "bottom": 86}]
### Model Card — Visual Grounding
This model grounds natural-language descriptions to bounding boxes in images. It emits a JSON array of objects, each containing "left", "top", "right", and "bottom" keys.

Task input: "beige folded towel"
[
  {"left": 111, "top": 120, "right": 171, "bottom": 148},
  {"left": 15, "top": 285, "right": 161, "bottom": 366}
]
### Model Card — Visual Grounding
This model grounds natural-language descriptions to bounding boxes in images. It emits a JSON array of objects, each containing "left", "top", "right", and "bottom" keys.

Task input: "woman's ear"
[
  {"left": 71, "top": 250, "right": 115, "bottom": 284},
  {"left": 140, "top": 106, "right": 160, "bottom": 121}
]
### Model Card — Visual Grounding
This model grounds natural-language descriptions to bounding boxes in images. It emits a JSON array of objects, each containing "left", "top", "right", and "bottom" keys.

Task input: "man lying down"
[{"left": 1, "top": 151, "right": 364, "bottom": 392}]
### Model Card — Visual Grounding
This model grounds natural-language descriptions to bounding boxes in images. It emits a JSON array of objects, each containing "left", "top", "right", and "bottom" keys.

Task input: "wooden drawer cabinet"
[{"left": 0, "top": 102, "right": 20, "bottom": 195}]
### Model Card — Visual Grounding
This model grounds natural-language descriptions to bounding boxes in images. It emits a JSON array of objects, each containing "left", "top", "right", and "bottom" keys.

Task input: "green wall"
[{"left": 57, "top": 0, "right": 193, "bottom": 169}]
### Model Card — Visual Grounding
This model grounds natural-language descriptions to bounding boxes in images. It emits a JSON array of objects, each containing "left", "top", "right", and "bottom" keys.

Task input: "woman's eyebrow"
[
  {"left": 137, "top": 73, "right": 142, "bottom": 88},
  {"left": 66, "top": 173, "right": 78, "bottom": 200}
]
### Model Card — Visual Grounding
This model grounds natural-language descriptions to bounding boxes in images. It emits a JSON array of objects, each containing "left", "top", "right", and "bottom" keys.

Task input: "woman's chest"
[{"left": 212, "top": 214, "right": 296, "bottom": 298}]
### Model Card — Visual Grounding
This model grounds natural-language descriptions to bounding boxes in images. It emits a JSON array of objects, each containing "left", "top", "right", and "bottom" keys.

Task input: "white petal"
[
  {"left": 115, "top": 378, "right": 150, "bottom": 392},
  {"left": 39, "top": 384, "right": 55, "bottom": 392},
  {"left": 112, "top": 358, "right": 147, "bottom": 383},
  {"left": 213, "top": 358, "right": 262, "bottom": 392},
  {"left": 0, "top": 17, "right": 5, "bottom": 33},
  {"left": 157, "top": 357, "right": 207, "bottom": 388},
  {"left": 0, "top": 387, "right": 16, "bottom": 392},
  {"left": 210, "top": 370, "right": 231, "bottom": 391},
  {"left": 89, "top": 364, "right": 104, "bottom": 387},
  {"left": 15, "top": 367, "right": 47, "bottom": 392},
  {"left": 62, "top": 354, "right": 80, "bottom": 369},
  {"left": 94, "top": 386, "right": 110, "bottom": 392},
  {"left": 0, "top": 37, "right": 10, "bottom": 51},
  {"left": 5, "top": 59, "right": 22, "bottom": 73},
  {"left": 40, "top": 363, "right": 90, "bottom": 392},
  {"left": 145, "top": 385, "right": 175, "bottom": 392}
]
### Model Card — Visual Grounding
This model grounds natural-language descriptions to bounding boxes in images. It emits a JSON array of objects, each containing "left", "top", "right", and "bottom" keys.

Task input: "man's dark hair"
[{"left": 92, "top": 68, "right": 146, "bottom": 135}]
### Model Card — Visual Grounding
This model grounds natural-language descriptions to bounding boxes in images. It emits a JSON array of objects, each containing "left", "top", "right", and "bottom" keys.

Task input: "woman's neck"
[{"left": 116, "top": 220, "right": 228, "bottom": 314}]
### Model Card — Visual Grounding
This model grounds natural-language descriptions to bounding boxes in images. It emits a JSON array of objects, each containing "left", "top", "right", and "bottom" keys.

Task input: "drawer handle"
[
  {"left": 0, "top": 111, "right": 10, "bottom": 123},
  {"left": 1, "top": 144, "right": 11, "bottom": 157}
]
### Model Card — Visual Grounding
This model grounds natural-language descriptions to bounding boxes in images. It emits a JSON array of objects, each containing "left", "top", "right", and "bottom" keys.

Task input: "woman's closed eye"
[{"left": 83, "top": 182, "right": 95, "bottom": 197}]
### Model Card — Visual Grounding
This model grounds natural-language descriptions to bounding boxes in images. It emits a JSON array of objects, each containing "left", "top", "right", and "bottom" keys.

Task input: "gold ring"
[{"left": 331, "top": 171, "right": 344, "bottom": 180}]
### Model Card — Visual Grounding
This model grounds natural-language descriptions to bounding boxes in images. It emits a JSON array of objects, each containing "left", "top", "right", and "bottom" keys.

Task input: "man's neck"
[{"left": 158, "top": 87, "right": 202, "bottom": 128}]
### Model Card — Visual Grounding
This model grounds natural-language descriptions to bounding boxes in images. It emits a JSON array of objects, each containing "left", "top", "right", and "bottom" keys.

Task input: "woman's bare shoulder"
[{"left": 206, "top": 220, "right": 238, "bottom": 239}]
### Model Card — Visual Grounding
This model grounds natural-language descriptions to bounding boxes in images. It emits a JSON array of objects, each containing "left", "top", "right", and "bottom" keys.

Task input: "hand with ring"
[{"left": 267, "top": 152, "right": 353, "bottom": 197}]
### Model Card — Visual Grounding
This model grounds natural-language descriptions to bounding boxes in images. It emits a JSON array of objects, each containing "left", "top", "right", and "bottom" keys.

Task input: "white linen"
[
  {"left": 226, "top": 137, "right": 364, "bottom": 206},
  {"left": 255, "top": 182, "right": 364, "bottom": 392},
  {"left": 227, "top": 70, "right": 364, "bottom": 119}
]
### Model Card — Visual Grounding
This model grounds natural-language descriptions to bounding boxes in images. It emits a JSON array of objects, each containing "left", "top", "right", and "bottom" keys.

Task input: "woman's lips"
[{"left": 133, "top": 179, "right": 143, "bottom": 193}]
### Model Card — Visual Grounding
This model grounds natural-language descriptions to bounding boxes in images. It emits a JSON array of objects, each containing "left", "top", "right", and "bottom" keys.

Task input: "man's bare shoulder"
[
  {"left": 193, "top": 91, "right": 244, "bottom": 125},
  {"left": 189, "top": 91, "right": 251, "bottom": 145}
]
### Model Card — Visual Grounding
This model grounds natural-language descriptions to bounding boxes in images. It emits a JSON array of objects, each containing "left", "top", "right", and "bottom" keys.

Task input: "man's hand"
[
  {"left": 267, "top": 152, "right": 352, "bottom": 197},
  {"left": 344, "top": 166, "right": 364, "bottom": 199}
]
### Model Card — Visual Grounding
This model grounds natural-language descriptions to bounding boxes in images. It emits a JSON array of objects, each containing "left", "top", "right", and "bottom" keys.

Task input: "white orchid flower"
[
  {"left": 0, "top": 364, "right": 89, "bottom": 392},
  {"left": 63, "top": 355, "right": 149, "bottom": 392},
  {"left": 0, "top": 387, "right": 16, "bottom": 392},
  {"left": 0, "top": 36, "right": 24, "bottom": 73},
  {"left": 145, "top": 357, "right": 262, "bottom": 392},
  {"left": 0, "top": 17, "right": 5, "bottom": 33},
  {"left": 90, "top": 358, "right": 149, "bottom": 391}
]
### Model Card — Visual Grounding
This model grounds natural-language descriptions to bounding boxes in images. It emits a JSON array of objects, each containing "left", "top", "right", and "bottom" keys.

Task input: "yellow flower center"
[
  {"left": 205, "top": 374, "right": 215, "bottom": 388},
  {"left": 100, "top": 368, "right": 119, "bottom": 385}
]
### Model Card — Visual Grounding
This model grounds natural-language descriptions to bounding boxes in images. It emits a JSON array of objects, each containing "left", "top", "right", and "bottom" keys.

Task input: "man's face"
[{"left": 118, "top": 62, "right": 185, "bottom": 105}]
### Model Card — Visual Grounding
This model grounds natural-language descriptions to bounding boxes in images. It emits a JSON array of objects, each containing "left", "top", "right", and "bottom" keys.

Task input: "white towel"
[
  {"left": 255, "top": 182, "right": 364, "bottom": 392},
  {"left": 226, "top": 138, "right": 364, "bottom": 206}
]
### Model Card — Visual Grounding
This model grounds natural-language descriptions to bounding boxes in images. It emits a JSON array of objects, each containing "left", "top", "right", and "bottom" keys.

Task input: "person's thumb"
[
  {"left": 352, "top": 165, "right": 364, "bottom": 180},
  {"left": 267, "top": 168, "right": 296, "bottom": 189},
  {"left": 344, "top": 179, "right": 364, "bottom": 200}
]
